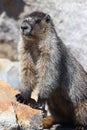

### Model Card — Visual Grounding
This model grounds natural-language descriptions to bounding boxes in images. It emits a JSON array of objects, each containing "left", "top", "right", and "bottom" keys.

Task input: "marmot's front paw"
[
  {"left": 31, "top": 97, "right": 46, "bottom": 111},
  {"left": 30, "top": 101, "right": 43, "bottom": 109},
  {"left": 16, "top": 92, "right": 30, "bottom": 104}
]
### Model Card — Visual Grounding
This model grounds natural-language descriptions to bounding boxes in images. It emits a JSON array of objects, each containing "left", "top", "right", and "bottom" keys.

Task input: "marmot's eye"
[{"left": 35, "top": 19, "right": 41, "bottom": 24}]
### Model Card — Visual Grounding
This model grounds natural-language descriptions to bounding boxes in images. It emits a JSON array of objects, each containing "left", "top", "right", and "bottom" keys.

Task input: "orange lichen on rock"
[{"left": 0, "top": 80, "right": 42, "bottom": 130}]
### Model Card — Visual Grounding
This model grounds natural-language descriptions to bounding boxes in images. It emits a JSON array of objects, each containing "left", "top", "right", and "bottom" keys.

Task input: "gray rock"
[
  {"left": 0, "top": 12, "right": 19, "bottom": 60},
  {"left": 6, "top": 62, "right": 21, "bottom": 90},
  {"left": 0, "top": 59, "right": 20, "bottom": 90},
  {"left": 0, "top": 0, "right": 25, "bottom": 19},
  {"left": 0, "top": 103, "right": 19, "bottom": 130},
  {"left": 0, "top": 12, "right": 19, "bottom": 45}
]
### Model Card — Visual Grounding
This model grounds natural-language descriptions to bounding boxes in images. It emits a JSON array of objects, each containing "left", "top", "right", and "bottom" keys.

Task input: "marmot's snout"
[{"left": 21, "top": 20, "right": 32, "bottom": 36}]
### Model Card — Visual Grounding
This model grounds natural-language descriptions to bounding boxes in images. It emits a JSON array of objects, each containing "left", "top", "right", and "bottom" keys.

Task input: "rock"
[
  {"left": 0, "top": 81, "right": 19, "bottom": 130},
  {"left": 0, "top": 12, "right": 19, "bottom": 61},
  {"left": 0, "top": 58, "right": 12, "bottom": 71},
  {"left": 0, "top": 59, "right": 20, "bottom": 90},
  {"left": 0, "top": 101, "right": 18, "bottom": 130},
  {"left": 6, "top": 62, "right": 20, "bottom": 90},
  {"left": 0, "top": 0, "right": 25, "bottom": 19},
  {"left": 0, "top": 80, "right": 42, "bottom": 130},
  {"left": 13, "top": 103, "right": 43, "bottom": 130},
  {"left": 0, "top": 43, "right": 18, "bottom": 61}
]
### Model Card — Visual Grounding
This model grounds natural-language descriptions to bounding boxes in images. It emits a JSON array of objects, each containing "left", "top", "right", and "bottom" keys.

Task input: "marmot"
[{"left": 16, "top": 11, "right": 87, "bottom": 129}]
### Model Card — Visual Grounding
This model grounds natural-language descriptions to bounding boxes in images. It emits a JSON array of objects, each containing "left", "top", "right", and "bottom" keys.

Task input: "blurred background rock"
[{"left": 0, "top": 0, "right": 87, "bottom": 89}]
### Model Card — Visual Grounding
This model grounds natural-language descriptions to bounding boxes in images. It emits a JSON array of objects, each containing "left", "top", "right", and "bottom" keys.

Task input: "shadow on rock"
[{"left": 0, "top": 0, "right": 30, "bottom": 19}]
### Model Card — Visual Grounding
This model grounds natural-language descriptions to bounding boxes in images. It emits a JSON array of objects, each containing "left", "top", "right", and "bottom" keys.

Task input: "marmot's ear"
[{"left": 45, "top": 14, "right": 50, "bottom": 23}]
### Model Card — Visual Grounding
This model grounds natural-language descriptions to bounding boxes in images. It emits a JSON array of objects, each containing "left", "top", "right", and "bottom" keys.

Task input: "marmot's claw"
[
  {"left": 30, "top": 102, "right": 42, "bottom": 110},
  {"left": 31, "top": 102, "right": 42, "bottom": 109},
  {"left": 31, "top": 98, "right": 46, "bottom": 111},
  {"left": 16, "top": 94, "right": 23, "bottom": 102},
  {"left": 16, "top": 93, "right": 29, "bottom": 105}
]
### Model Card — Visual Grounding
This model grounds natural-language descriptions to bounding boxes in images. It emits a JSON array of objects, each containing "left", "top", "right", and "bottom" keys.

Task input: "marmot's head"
[{"left": 21, "top": 11, "right": 54, "bottom": 41}]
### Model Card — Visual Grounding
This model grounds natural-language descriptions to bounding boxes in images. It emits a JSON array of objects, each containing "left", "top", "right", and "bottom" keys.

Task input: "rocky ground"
[
  {"left": 0, "top": 80, "right": 76, "bottom": 130},
  {"left": 0, "top": 0, "right": 87, "bottom": 130},
  {"left": 0, "top": 80, "right": 42, "bottom": 130}
]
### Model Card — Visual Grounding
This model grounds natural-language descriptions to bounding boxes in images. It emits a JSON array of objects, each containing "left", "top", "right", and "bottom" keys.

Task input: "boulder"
[
  {"left": 0, "top": 12, "right": 19, "bottom": 61},
  {"left": 0, "top": 59, "right": 20, "bottom": 90},
  {"left": 0, "top": 80, "right": 19, "bottom": 130},
  {"left": 0, "top": 0, "right": 25, "bottom": 19},
  {"left": 0, "top": 80, "right": 42, "bottom": 130}
]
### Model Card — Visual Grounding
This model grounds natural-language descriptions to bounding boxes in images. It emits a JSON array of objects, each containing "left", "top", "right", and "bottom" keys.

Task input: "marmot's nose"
[{"left": 21, "top": 21, "right": 31, "bottom": 32}]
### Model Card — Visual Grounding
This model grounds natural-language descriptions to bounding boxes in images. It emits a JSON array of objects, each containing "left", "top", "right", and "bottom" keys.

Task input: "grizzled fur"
[{"left": 16, "top": 11, "right": 87, "bottom": 129}]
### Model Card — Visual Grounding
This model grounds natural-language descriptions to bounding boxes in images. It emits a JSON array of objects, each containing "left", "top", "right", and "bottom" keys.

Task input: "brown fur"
[{"left": 16, "top": 11, "right": 87, "bottom": 129}]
